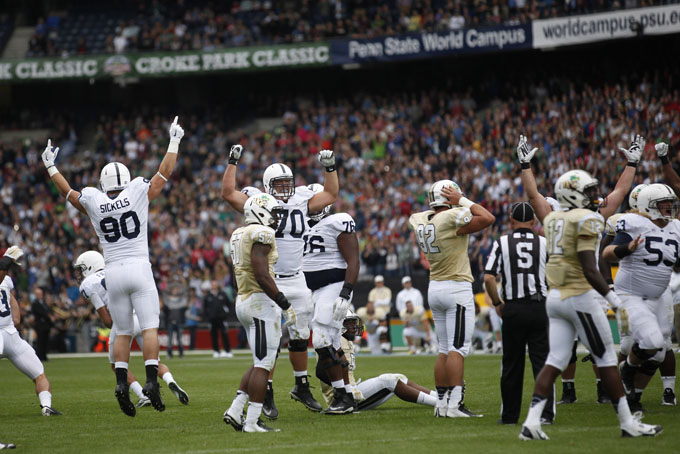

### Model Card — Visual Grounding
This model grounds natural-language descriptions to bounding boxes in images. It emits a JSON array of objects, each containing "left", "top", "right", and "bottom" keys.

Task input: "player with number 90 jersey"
[
  {"left": 79, "top": 177, "right": 150, "bottom": 264},
  {"left": 271, "top": 185, "right": 314, "bottom": 275},
  {"left": 543, "top": 209, "right": 604, "bottom": 299},
  {"left": 613, "top": 213, "right": 680, "bottom": 299},
  {"left": 408, "top": 207, "right": 473, "bottom": 282},
  {"left": 303, "top": 213, "right": 355, "bottom": 273},
  {"left": 230, "top": 224, "right": 278, "bottom": 300}
]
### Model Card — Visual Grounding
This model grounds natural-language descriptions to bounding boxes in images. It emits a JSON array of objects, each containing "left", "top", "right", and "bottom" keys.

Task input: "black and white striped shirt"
[{"left": 484, "top": 228, "right": 548, "bottom": 302}]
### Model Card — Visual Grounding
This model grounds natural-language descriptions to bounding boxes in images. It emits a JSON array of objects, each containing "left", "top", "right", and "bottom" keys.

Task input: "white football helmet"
[
  {"left": 243, "top": 193, "right": 282, "bottom": 229},
  {"left": 628, "top": 183, "right": 648, "bottom": 210},
  {"left": 545, "top": 196, "right": 562, "bottom": 212},
  {"left": 554, "top": 170, "right": 602, "bottom": 211},
  {"left": 100, "top": 162, "right": 131, "bottom": 193},
  {"left": 307, "top": 183, "right": 331, "bottom": 221},
  {"left": 636, "top": 183, "right": 679, "bottom": 221},
  {"left": 428, "top": 179, "right": 463, "bottom": 208},
  {"left": 263, "top": 163, "right": 295, "bottom": 200},
  {"left": 74, "top": 250, "right": 105, "bottom": 282}
]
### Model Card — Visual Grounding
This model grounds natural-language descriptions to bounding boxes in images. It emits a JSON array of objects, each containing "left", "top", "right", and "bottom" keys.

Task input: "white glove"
[
  {"left": 228, "top": 144, "right": 243, "bottom": 165},
  {"left": 333, "top": 297, "right": 351, "bottom": 321},
  {"left": 656, "top": 142, "right": 669, "bottom": 158},
  {"left": 318, "top": 149, "right": 336, "bottom": 170},
  {"left": 168, "top": 116, "right": 184, "bottom": 144},
  {"left": 3, "top": 246, "right": 24, "bottom": 263},
  {"left": 619, "top": 134, "right": 644, "bottom": 163},
  {"left": 517, "top": 135, "right": 537, "bottom": 164},
  {"left": 282, "top": 306, "right": 297, "bottom": 327},
  {"left": 42, "top": 139, "right": 60, "bottom": 176}
]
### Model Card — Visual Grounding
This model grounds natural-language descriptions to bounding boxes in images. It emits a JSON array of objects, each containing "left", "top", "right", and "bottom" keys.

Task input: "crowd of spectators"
[
  {"left": 26, "top": 0, "right": 669, "bottom": 57},
  {"left": 2, "top": 58, "right": 680, "bottom": 354}
]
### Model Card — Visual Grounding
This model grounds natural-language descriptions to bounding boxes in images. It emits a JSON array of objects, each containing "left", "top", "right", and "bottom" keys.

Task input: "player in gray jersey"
[
  {"left": 42, "top": 116, "right": 184, "bottom": 416},
  {"left": 221, "top": 145, "right": 339, "bottom": 417},
  {"left": 302, "top": 184, "right": 360, "bottom": 414}
]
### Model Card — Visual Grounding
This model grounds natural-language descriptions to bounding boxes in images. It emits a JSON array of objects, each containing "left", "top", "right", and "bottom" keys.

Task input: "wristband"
[
  {"left": 492, "top": 300, "right": 502, "bottom": 307},
  {"left": 458, "top": 197, "right": 474, "bottom": 209},
  {"left": 0, "top": 256, "right": 12, "bottom": 271},
  {"left": 614, "top": 244, "right": 633, "bottom": 259},
  {"left": 167, "top": 141, "right": 179, "bottom": 154},
  {"left": 604, "top": 290, "right": 621, "bottom": 309},
  {"left": 228, "top": 157, "right": 239, "bottom": 166},
  {"left": 626, "top": 161, "right": 638, "bottom": 168},
  {"left": 339, "top": 283, "right": 353, "bottom": 300},
  {"left": 47, "top": 166, "right": 59, "bottom": 177},
  {"left": 156, "top": 171, "right": 168, "bottom": 182},
  {"left": 325, "top": 165, "right": 336, "bottom": 173},
  {"left": 660, "top": 155, "right": 669, "bottom": 165},
  {"left": 65, "top": 189, "right": 73, "bottom": 202},
  {"left": 274, "top": 292, "right": 291, "bottom": 310},
  {"left": 520, "top": 162, "right": 531, "bottom": 169}
]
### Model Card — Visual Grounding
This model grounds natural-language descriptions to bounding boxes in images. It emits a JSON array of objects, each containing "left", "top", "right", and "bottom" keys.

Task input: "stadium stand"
[{"left": 0, "top": 17, "right": 15, "bottom": 55}]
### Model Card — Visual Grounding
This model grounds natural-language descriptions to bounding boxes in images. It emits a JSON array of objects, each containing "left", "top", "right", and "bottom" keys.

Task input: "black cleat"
[
  {"left": 628, "top": 392, "right": 647, "bottom": 413},
  {"left": 40, "top": 405, "right": 63, "bottom": 416},
  {"left": 143, "top": 382, "right": 165, "bottom": 412},
  {"left": 114, "top": 384, "right": 136, "bottom": 417},
  {"left": 290, "top": 382, "right": 322, "bottom": 412},
  {"left": 597, "top": 381, "right": 611, "bottom": 404},
  {"left": 557, "top": 382, "right": 576, "bottom": 404},
  {"left": 223, "top": 409, "right": 243, "bottom": 431},
  {"left": 322, "top": 390, "right": 354, "bottom": 415},
  {"left": 263, "top": 386, "right": 278, "bottom": 420},
  {"left": 619, "top": 361, "right": 636, "bottom": 397},
  {"left": 169, "top": 382, "right": 189, "bottom": 405},
  {"left": 662, "top": 388, "right": 676, "bottom": 406}
]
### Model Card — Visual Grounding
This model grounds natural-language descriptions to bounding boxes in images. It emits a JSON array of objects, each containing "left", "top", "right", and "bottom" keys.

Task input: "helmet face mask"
[
  {"left": 244, "top": 193, "right": 281, "bottom": 229},
  {"left": 637, "top": 184, "right": 679, "bottom": 221},
  {"left": 342, "top": 312, "right": 364, "bottom": 340},
  {"left": 263, "top": 164, "right": 295, "bottom": 200},
  {"left": 554, "top": 170, "right": 602, "bottom": 212}
]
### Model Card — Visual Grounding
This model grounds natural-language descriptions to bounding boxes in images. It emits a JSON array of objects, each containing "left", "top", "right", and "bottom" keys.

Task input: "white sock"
[
  {"left": 561, "top": 379, "right": 574, "bottom": 383},
  {"left": 524, "top": 395, "right": 548, "bottom": 426},
  {"left": 162, "top": 372, "right": 175, "bottom": 385},
  {"left": 114, "top": 361, "right": 128, "bottom": 370},
  {"left": 615, "top": 397, "right": 633, "bottom": 425},
  {"left": 449, "top": 386, "right": 462, "bottom": 407},
  {"left": 228, "top": 390, "right": 249, "bottom": 416},
  {"left": 245, "top": 402, "right": 263, "bottom": 425},
  {"left": 345, "top": 384, "right": 353, "bottom": 393},
  {"left": 661, "top": 376, "right": 675, "bottom": 392},
  {"left": 130, "top": 381, "right": 144, "bottom": 399},
  {"left": 634, "top": 387, "right": 644, "bottom": 394},
  {"left": 331, "top": 379, "right": 344, "bottom": 390},
  {"left": 429, "top": 390, "right": 438, "bottom": 399},
  {"left": 38, "top": 391, "right": 51, "bottom": 408},
  {"left": 144, "top": 359, "right": 159, "bottom": 367},
  {"left": 293, "top": 370, "right": 308, "bottom": 378},
  {"left": 417, "top": 391, "right": 437, "bottom": 407}
]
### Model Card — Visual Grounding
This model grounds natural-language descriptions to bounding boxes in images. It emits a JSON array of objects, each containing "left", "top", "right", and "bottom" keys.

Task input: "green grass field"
[{"left": 1, "top": 351, "right": 678, "bottom": 453}]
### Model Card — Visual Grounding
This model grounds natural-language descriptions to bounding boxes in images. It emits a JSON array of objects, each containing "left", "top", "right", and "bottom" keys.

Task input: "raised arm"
[
  {"left": 220, "top": 144, "right": 248, "bottom": 213},
  {"left": 149, "top": 116, "right": 184, "bottom": 202},
  {"left": 517, "top": 135, "right": 552, "bottom": 223},
  {"left": 41, "top": 140, "right": 86, "bottom": 214},
  {"left": 656, "top": 142, "right": 680, "bottom": 197},
  {"left": 308, "top": 150, "right": 339, "bottom": 213},
  {"left": 440, "top": 186, "right": 495, "bottom": 235},
  {"left": 599, "top": 135, "right": 643, "bottom": 218}
]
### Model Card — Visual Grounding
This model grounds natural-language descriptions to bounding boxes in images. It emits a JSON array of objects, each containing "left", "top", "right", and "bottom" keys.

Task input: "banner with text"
[
  {"left": 0, "top": 42, "right": 330, "bottom": 82},
  {"left": 330, "top": 24, "right": 531, "bottom": 65},
  {"left": 533, "top": 4, "right": 680, "bottom": 48}
]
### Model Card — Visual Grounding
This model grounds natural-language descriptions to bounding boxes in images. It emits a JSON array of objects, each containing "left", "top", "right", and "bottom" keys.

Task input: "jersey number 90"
[{"left": 100, "top": 211, "right": 141, "bottom": 243}]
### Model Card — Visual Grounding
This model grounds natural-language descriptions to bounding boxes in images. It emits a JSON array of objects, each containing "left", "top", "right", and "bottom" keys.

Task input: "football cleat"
[
  {"left": 621, "top": 419, "right": 663, "bottom": 437},
  {"left": 618, "top": 361, "right": 636, "bottom": 397},
  {"left": 290, "top": 383, "right": 322, "bottom": 412},
  {"left": 627, "top": 393, "right": 646, "bottom": 413},
  {"left": 169, "top": 382, "right": 189, "bottom": 405},
  {"left": 597, "top": 381, "right": 611, "bottom": 404},
  {"left": 40, "top": 405, "right": 62, "bottom": 416},
  {"left": 519, "top": 424, "right": 550, "bottom": 441},
  {"left": 540, "top": 417, "right": 553, "bottom": 426},
  {"left": 449, "top": 403, "right": 483, "bottom": 418},
  {"left": 223, "top": 409, "right": 244, "bottom": 432},
  {"left": 662, "top": 388, "right": 676, "bottom": 406},
  {"left": 263, "top": 386, "right": 278, "bottom": 420},
  {"left": 136, "top": 397, "right": 152, "bottom": 408},
  {"left": 321, "top": 390, "right": 354, "bottom": 415},
  {"left": 142, "top": 382, "right": 165, "bottom": 412},
  {"left": 0, "top": 440, "right": 17, "bottom": 450},
  {"left": 243, "top": 420, "right": 280, "bottom": 433},
  {"left": 557, "top": 382, "right": 576, "bottom": 404},
  {"left": 114, "top": 384, "right": 136, "bottom": 417}
]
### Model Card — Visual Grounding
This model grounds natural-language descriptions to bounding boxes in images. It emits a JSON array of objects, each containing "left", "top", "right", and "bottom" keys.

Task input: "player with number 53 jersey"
[{"left": 41, "top": 116, "right": 185, "bottom": 417}]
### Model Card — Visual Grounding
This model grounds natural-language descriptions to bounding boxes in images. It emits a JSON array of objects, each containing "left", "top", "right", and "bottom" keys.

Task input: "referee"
[{"left": 484, "top": 202, "right": 554, "bottom": 425}]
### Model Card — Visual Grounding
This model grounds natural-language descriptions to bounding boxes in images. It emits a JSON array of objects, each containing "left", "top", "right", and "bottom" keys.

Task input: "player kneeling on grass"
[
  {"left": 74, "top": 251, "right": 189, "bottom": 410},
  {"left": 0, "top": 246, "right": 61, "bottom": 416},
  {"left": 223, "top": 194, "right": 296, "bottom": 433},
  {"left": 316, "top": 311, "right": 438, "bottom": 410}
]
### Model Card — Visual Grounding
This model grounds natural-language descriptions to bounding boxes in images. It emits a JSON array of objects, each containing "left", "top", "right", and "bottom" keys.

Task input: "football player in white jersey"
[
  {"left": 221, "top": 144, "right": 338, "bottom": 416},
  {"left": 74, "top": 251, "right": 189, "bottom": 409},
  {"left": 302, "top": 184, "right": 360, "bottom": 414},
  {"left": 603, "top": 184, "right": 680, "bottom": 410},
  {"left": 517, "top": 134, "right": 643, "bottom": 404},
  {"left": 41, "top": 116, "right": 184, "bottom": 416},
  {"left": 0, "top": 246, "right": 61, "bottom": 416}
]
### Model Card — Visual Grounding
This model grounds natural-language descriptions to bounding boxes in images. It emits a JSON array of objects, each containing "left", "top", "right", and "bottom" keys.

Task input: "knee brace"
[
  {"left": 336, "top": 348, "right": 349, "bottom": 368},
  {"left": 315, "top": 357, "right": 331, "bottom": 386},
  {"left": 569, "top": 341, "right": 578, "bottom": 364},
  {"left": 315, "top": 346, "right": 342, "bottom": 368},
  {"left": 639, "top": 360, "right": 659, "bottom": 377},
  {"left": 632, "top": 343, "right": 660, "bottom": 362},
  {"left": 288, "top": 339, "right": 309, "bottom": 352}
]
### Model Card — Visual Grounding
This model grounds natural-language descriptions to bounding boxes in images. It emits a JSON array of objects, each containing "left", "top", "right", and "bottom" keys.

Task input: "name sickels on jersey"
[{"left": 99, "top": 198, "right": 131, "bottom": 214}]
